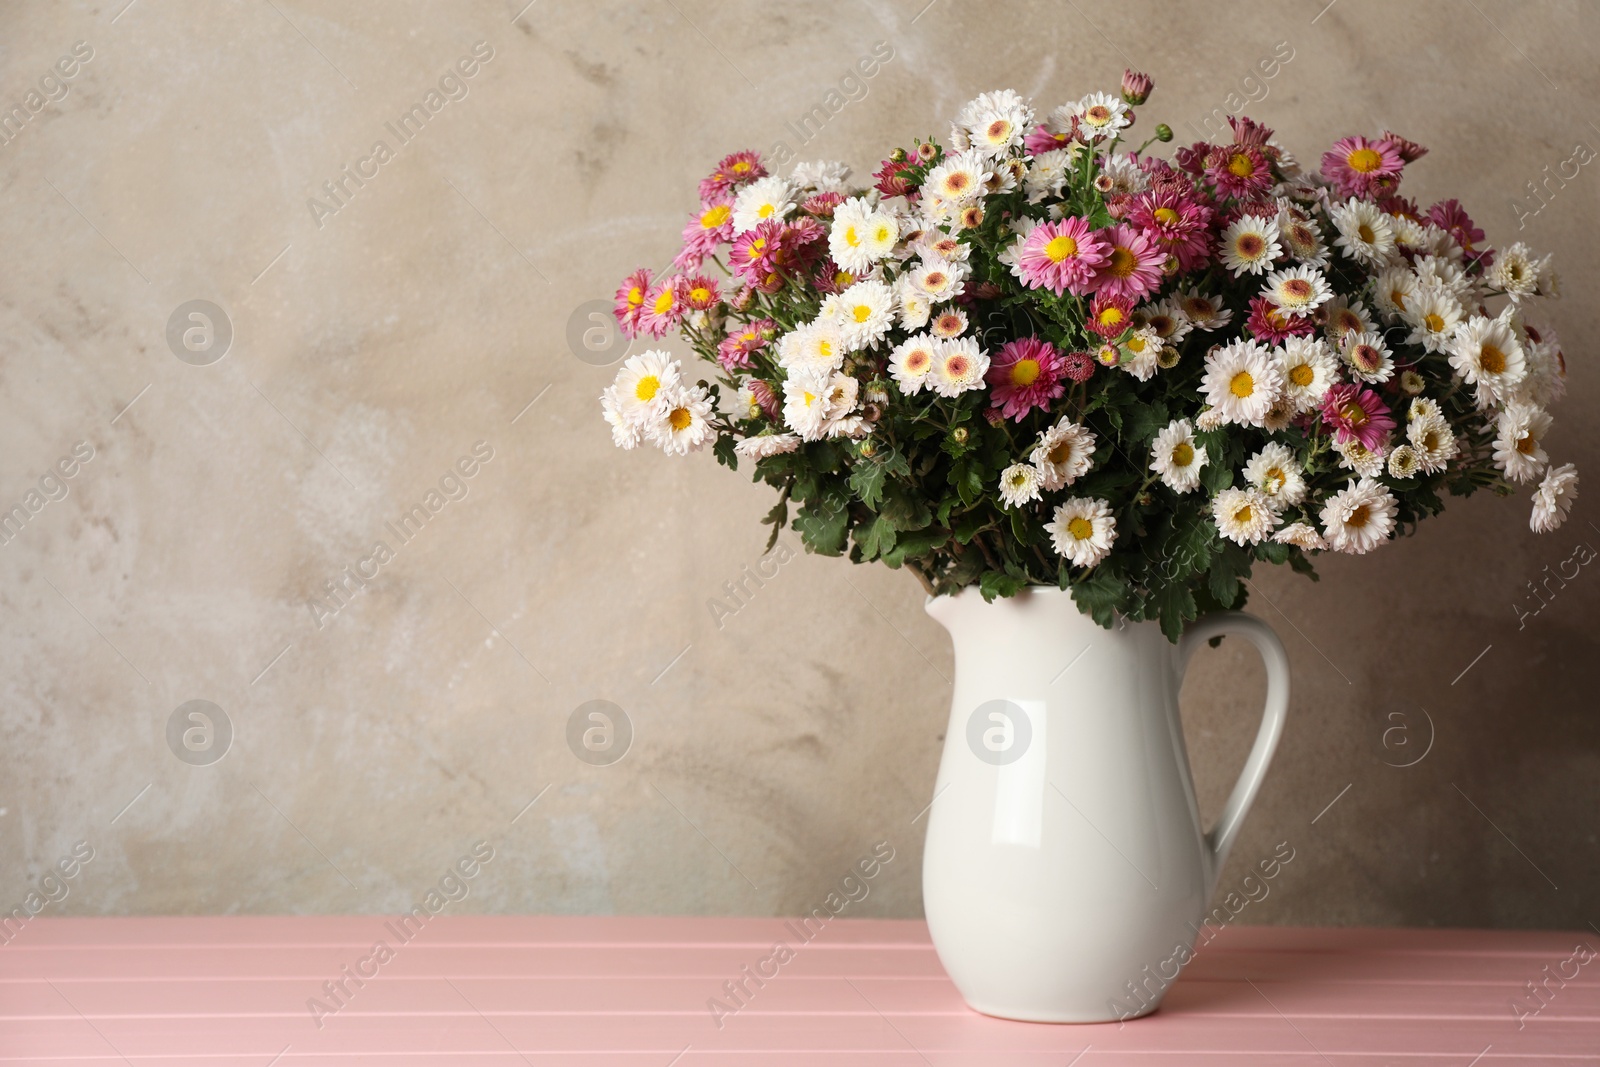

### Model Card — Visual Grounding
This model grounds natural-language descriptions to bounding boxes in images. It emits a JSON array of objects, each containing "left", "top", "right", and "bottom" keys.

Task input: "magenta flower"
[
  {"left": 637, "top": 276, "right": 685, "bottom": 338},
  {"left": 1320, "top": 383, "right": 1396, "bottom": 451},
  {"left": 1206, "top": 144, "right": 1274, "bottom": 199},
  {"left": 986, "top": 338, "right": 1067, "bottom": 422},
  {"left": 1428, "top": 198, "right": 1490, "bottom": 266},
  {"left": 717, "top": 318, "right": 775, "bottom": 371},
  {"left": 1120, "top": 69, "right": 1153, "bottom": 105},
  {"left": 678, "top": 197, "right": 734, "bottom": 266},
  {"left": 1245, "top": 296, "right": 1315, "bottom": 344},
  {"left": 1320, "top": 136, "right": 1403, "bottom": 198},
  {"left": 729, "top": 220, "right": 786, "bottom": 283},
  {"left": 1128, "top": 184, "right": 1214, "bottom": 273},
  {"left": 613, "top": 267, "right": 652, "bottom": 338},
  {"left": 698, "top": 150, "right": 765, "bottom": 200},
  {"left": 1061, "top": 350, "right": 1096, "bottom": 382},
  {"left": 1092, "top": 223, "right": 1165, "bottom": 302},
  {"left": 1016, "top": 217, "right": 1108, "bottom": 296}
]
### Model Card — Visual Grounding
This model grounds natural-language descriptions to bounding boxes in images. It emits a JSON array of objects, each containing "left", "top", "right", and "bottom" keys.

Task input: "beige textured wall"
[{"left": 2, "top": 0, "right": 1596, "bottom": 930}]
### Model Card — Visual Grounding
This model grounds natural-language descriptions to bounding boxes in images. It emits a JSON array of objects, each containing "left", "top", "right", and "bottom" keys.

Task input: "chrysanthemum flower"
[
  {"left": 907, "top": 257, "right": 968, "bottom": 303},
  {"left": 679, "top": 198, "right": 735, "bottom": 264},
  {"left": 681, "top": 275, "right": 720, "bottom": 313},
  {"left": 782, "top": 368, "right": 832, "bottom": 441},
  {"left": 1031, "top": 420, "right": 1098, "bottom": 490},
  {"left": 1329, "top": 198, "right": 1396, "bottom": 268},
  {"left": 1401, "top": 288, "right": 1463, "bottom": 354},
  {"left": 930, "top": 308, "right": 969, "bottom": 339},
  {"left": 1061, "top": 350, "right": 1096, "bottom": 382},
  {"left": 1278, "top": 209, "right": 1328, "bottom": 266},
  {"left": 829, "top": 197, "right": 899, "bottom": 274},
  {"left": 1207, "top": 144, "right": 1274, "bottom": 199},
  {"left": 986, "top": 337, "right": 1066, "bottom": 421},
  {"left": 1447, "top": 311, "right": 1526, "bottom": 404},
  {"left": 955, "top": 89, "right": 1034, "bottom": 159},
  {"left": 1118, "top": 327, "right": 1163, "bottom": 381},
  {"left": 638, "top": 277, "right": 687, "bottom": 337},
  {"left": 1093, "top": 224, "right": 1165, "bottom": 302},
  {"left": 1321, "top": 296, "right": 1376, "bottom": 345},
  {"left": 1320, "top": 383, "right": 1396, "bottom": 451},
  {"left": 731, "top": 176, "right": 796, "bottom": 234},
  {"left": 777, "top": 319, "right": 847, "bottom": 377},
  {"left": 1407, "top": 411, "right": 1457, "bottom": 474},
  {"left": 1262, "top": 265, "right": 1331, "bottom": 318},
  {"left": 729, "top": 220, "right": 787, "bottom": 282},
  {"left": 1048, "top": 497, "right": 1116, "bottom": 567},
  {"left": 1387, "top": 445, "right": 1421, "bottom": 479},
  {"left": 1121, "top": 69, "right": 1153, "bottom": 105},
  {"left": 1488, "top": 242, "right": 1540, "bottom": 302},
  {"left": 717, "top": 318, "right": 777, "bottom": 372},
  {"left": 1244, "top": 442, "right": 1307, "bottom": 507},
  {"left": 1203, "top": 339, "right": 1284, "bottom": 427},
  {"left": 998, "top": 463, "right": 1043, "bottom": 508},
  {"left": 923, "top": 149, "right": 990, "bottom": 204},
  {"left": 1319, "top": 476, "right": 1398, "bottom": 554},
  {"left": 1274, "top": 522, "right": 1326, "bottom": 552},
  {"left": 1320, "top": 136, "right": 1403, "bottom": 198},
  {"left": 1088, "top": 293, "right": 1135, "bottom": 338},
  {"left": 699, "top": 150, "right": 766, "bottom": 200},
  {"left": 734, "top": 433, "right": 801, "bottom": 461},
  {"left": 1016, "top": 216, "right": 1109, "bottom": 296},
  {"left": 1213, "top": 487, "right": 1275, "bottom": 546},
  {"left": 1219, "top": 213, "right": 1283, "bottom": 276},
  {"left": 1341, "top": 331, "right": 1393, "bottom": 384},
  {"left": 1427, "top": 198, "right": 1487, "bottom": 264},
  {"left": 1492, "top": 401, "right": 1552, "bottom": 484},
  {"left": 1246, "top": 297, "right": 1315, "bottom": 344},
  {"left": 1150, "top": 419, "right": 1206, "bottom": 493},
  {"left": 613, "top": 267, "right": 652, "bottom": 337},
  {"left": 930, "top": 337, "right": 989, "bottom": 397},
  {"left": 1074, "top": 92, "right": 1131, "bottom": 140},
  {"left": 1175, "top": 287, "right": 1233, "bottom": 331},
  {"left": 1530, "top": 463, "right": 1578, "bottom": 533},
  {"left": 644, "top": 384, "right": 716, "bottom": 455},
  {"left": 1128, "top": 186, "right": 1214, "bottom": 272}
]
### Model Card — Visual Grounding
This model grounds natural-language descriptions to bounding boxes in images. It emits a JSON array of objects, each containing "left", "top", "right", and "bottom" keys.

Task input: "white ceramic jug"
[{"left": 922, "top": 585, "right": 1289, "bottom": 1022}]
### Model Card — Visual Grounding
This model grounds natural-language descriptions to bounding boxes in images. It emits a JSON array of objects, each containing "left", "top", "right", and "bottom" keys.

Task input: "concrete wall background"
[{"left": 1, "top": 0, "right": 1596, "bottom": 929}]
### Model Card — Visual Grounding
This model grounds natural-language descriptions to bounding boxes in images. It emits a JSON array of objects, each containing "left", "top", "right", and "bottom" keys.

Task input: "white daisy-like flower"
[
  {"left": 831, "top": 279, "right": 896, "bottom": 352},
  {"left": 998, "top": 463, "right": 1043, "bottom": 508},
  {"left": 645, "top": 384, "right": 716, "bottom": 455},
  {"left": 1175, "top": 288, "right": 1234, "bottom": 331},
  {"left": 1402, "top": 287, "right": 1464, "bottom": 354},
  {"left": 1202, "top": 339, "right": 1284, "bottom": 427},
  {"left": 610, "top": 350, "right": 682, "bottom": 423},
  {"left": 1261, "top": 397, "right": 1296, "bottom": 433},
  {"left": 888, "top": 333, "right": 939, "bottom": 395},
  {"left": 600, "top": 387, "right": 642, "bottom": 450},
  {"left": 1534, "top": 253, "right": 1560, "bottom": 298},
  {"left": 1408, "top": 412, "right": 1457, "bottom": 474},
  {"left": 1335, "top": 437, "right": 1387, "bottom": 478},
  {"left": 1274, "top": 521, "right": 1326, "bottom": 551},
  {"left": 1321, "top": 296, "right": 1376, "bottom": 346},
  {"left": 1074, "top": 91, "right": 1131, "bottom": 140},
  {"left": 819, "top": 373, "right": 863, "bottom": 438},
  {"left": 1262, "top": 264, "right": 1332, "bottom": 318},
  {"left": 906, "top": 257, "right": 968, "bottom": 303},
  {"left": 997, "top": 216, "right": 1041, "bottom": 281},
  {"left": 1244, "top": 442, "right": 1307, "bottom": 507},
  {"left": 1024, "top": 148, "right": 1077, "bottom": 203},
  {"left": 1488, "top": 241, "right": 1539, "bottom": 302},
  {"left": 1329, "top": 198, "right": 1396, "bottom": 268},
  {"left": 1413, "top": 255, "right": 1478, "bottom": 307},
  {"left": 1278, "top": 336, "right": 1339, "bottom": 412},
  {"left": 1370, "top": 266, "right": 1419, "bottom": 320},
  {"left": 1048, "top": 497, "right": 1117, "bottom": 567},
  {"left": 899, "top": 287, "right": 932, "bottom": 330},
  {"left": 731, "top": 176, "right": 796, "bottom": 234},
  {"left": 930, "top": 336, "right": 988, "bottom": 397},
  {"left": 1390, "top": 214, "right": 1428, "bottom": 256},
  {"left": 929, "top": 307, "right": 970, "bottom": 339},
  {"left": 1519, "top": 322, "right": 1568, "bottom": 407},
  {"left": 1097, "top": 154, "right": 1150, "bottom": 196},
  {"left": 1119, "top": 327, "right": 1163, "bottom": 382},
  {"left": 782, "top": 368, "right": 832, "bottom": 441},
  {"left": 1032, "top": 420, "right": 1098, "bottom": 491},
  {"left": 1319, "top": 477, "right": 1397, "bottom": 554},
  {"left": 777, "top": 319, "right": 847, "bottom": 376},
  {"left": 1387, "top": 443, "right": 1421, "bottom": 479},
  {"left": 1341, "top": 330, "right": 1394, "bottom": 384},
  {"left": 734, "top": 433, "right": 802, "bottom": 460},
  {"left": 828, "top": 197, "right": 899, "bottom": 274},
  {"left": 1195, "top": 407, "right": 1227, "bottom": 431},
  {"left": 924, "top": 149, "right": 991, "bottom": 204},
  {"left": 918, "top": 229, "right": 972, "bottom": 262},
  {"left": 1530, "top": 463, "right": 1578, "bottom": 533},
  {"left": 1219, "top": 214, "right": 1283, "bottom": 276},
  {"left": 955, "top": 89, "right": 1034, "bottom": 158},
  {"left": 1213, "top": 487, "right": 1276, "bottom": 546},
  {"left": 790, "top": 160, "right": 851, "bottom": 192},
  {"left": 1144, "top": 299, "right": 1194, "bottom": 344},
  {"left": 1399, "top": 370, "right": 1426, "bottom": 395},
  {"left": 1277, "top": 209, "right": 1328, "bottom": 266},
  {"left": 1447, "top": 311, "right": 1526, "bottom": 405},
  {"left": 1150, "top": 419, "right": 1207, "bottom": 494},
  {"left": 1492, "top": 401, "right": 1551, "bottom": 484}
]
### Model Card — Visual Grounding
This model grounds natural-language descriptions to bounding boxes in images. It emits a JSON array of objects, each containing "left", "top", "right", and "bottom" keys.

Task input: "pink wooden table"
[{"left": 3, "top": 917, "right": 1595, "bottom": 1064}]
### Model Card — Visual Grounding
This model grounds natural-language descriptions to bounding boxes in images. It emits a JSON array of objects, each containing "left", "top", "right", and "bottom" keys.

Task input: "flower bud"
[
  {"left": 1154, "top": 123, "right": 1173, "bottom": 143},
  {"left": 1121, "top": 69, "right": 1153, "bottom": 105},
  {"left": 952, "top": 427, "right": 969, "bottom": 445},
  {"left": 859, "top": 439, "right": 876, "bottom": 457}
]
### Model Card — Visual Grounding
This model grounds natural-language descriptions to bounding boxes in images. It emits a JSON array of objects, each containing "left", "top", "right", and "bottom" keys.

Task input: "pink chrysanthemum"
[
  {"left": 1320, "top": 383, "right": 1396, "bottom": 451},
  {"left": 637, "top": 276, "right": 685, "bottom": 337},
  {"left": 1245, "top": 296, "right": 1315, "bottom": 344},
  {"left": 1087, "top": 293, "right": 1136, "bottom": 338},
  {"left": 1320, "top": 136, "right": 1403, "bottom": 198},
  {"left": 729, "top": 220, "right": 786, "bottom": 282},
  {"left": 985, "top": 337, "right": 1066, "bottom": 422},
  {"left": 698, "top": 150, "right": 766, "bottom": 200},
  {"left": 802, "top": 191, "right": 847, "bottom": 217},
  {"left": 677, "top": 197, "right": 734, "bottom": 265},
  {"left": 1025, "top": 115, "right": 1079, "bottom": 155},
  {"left": 1227, "top": 115, "right": 1275, "bottom": 147},
  {"left": 1206, "top": 144, "right": 1273, "bottom": 199},
  {"left": 874, "top": 158, "right": 916, "bottom": 198},
  {"left": 1120, "top": 68, "right": 1153, "bottom": 105},
  {"left": 1061, "top": 349, "right": 1096, "bottom": 383},
  {"left": 781, "top": 217, "right": 828, "bottom": 272},
  {"left": 1128, "top": 184, "right": 1214, "bottom": 273},
  {"left": 717, "top": 317, "right": 776, "bottom": 372},
  {"left": 746, "top": 378, "right": 780, "bottom": 421},
  {"left": 682, "top": 275, "right": 720, "bottom": 311},
  {"left": 1173, "top": 141, "right": 1211, "bottom": 176},
  {"left": 1380, "top": 130, "right": 1429, "bottom": 163},
  {"left": 1016, "top": 217, "right": 1109, "bottom": 296},
  {"left": 613, "top": 268, "right": 652, "bottom": 338},
  {"left": 1092, "top": 223, "right": 1165, "bottom": 302},
  {"left": 1428, "top": 198, "right": 1491, "bottom": 267}
]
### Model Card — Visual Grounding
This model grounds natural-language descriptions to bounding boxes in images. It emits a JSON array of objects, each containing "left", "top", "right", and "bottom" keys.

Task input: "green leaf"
[
  {"left": 1071, "top": 567, "right": 1129, "bottom": 630},
  {"left": 980, "top": 570, "right": 1027, "bottom": 601},
  {"left": 794, "top": 497, "right": 849, "bottom": 556},
  {"left": 849, "top": 460, "right": 888, "bottom": 510},
  {"left": 1206, "top": 542, "right": 1252, "bottom": 607},
  {"left": 1123, "top": 400, "right": 1171, "bottom": 448},
  {"left": 952, "top": 511, "right": 990, "bottom": 545},
  {"left": 713, "top": 434, "right": 738, "bottom": 470},
  {"left": 853, "top": 514, "right": 898, "bottom": 561},
  {"left": 883, "top": 527, "right": 950, "bottom": 568},
  {"left": 1149, "top": 582, "right": 1197, "bottom": 643}
]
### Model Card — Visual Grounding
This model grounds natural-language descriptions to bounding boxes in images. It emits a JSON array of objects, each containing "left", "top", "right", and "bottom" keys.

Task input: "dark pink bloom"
[
  {"left": 1428, "top": 198, "right": 1490, "bottom": 265},
  {"left": 698, "top": 150, "right": 765, "bottom": 200},
  {"left": 1227, "top": 115, "right": 1275, "bottom": 146},
  {"left": 1016, "top": 217, "right": 1109, "bottom": 296},
  {"left": 613, "top": 268, "right": 651, "bottom": 338},
  {"left": 1206, "top": 144, "right": 1274, "bottom": 199},
  {"left": 677, "top": 197, "right": 734, "bottom": 266},
  {"left": 1091, "top": 223, "right": 1165, "bottom": 302},
  {"left": 1061, "top": 350, "right": 1096, "bottom": 382},
  {"left": 1128, "top": 185, "right": 1214, "bottom": 273},
  {"left": 986, "top": 337, "right": 1066, "bottom": 422},
  {"left": 746, "top": 378, "right": 780, "bottom": 420},
  {"left": 682, "top": 275, "right": 720, "bottom": 311},
  {"left": 1121, "top": 69, "right": 1153, "bottom": 105},
  {"left": 717, "top": 317, "right": 776, "bottom": 371},
  {"left": 729, "top": 220, "right": 786, "bottom": 282},
  {"left": 1174, "top": 141, "right": 1212, "bottom": 176},
  {"left": 1380, "top": 130, "right": 1429, "bottom": 163},
  {"left": 1320, "top": 383, "right": 1396, "bottom": 451},
  {"left": 1246, "top": 296, "right": 1314, "bottom": 344},
  {"left": 802, "top": 191, "right": 846, "bottom": 217},
  {"left": 1087, "top": 293, "right": 1135, "bottom": 338},
  {"left": 874, "top": 157, "right": 916, "bottom": 198},
  {"left": 1320, "top": 135, "right": 1403, "bottom": 198},
  {"left": 637, "top": 276, "right": 685, "bottom": 337},
  {"left": 1025, "top": 115, "right": 1080, "bottom": 155}
]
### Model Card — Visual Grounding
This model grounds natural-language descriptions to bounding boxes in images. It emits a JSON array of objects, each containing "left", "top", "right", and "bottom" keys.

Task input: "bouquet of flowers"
[{"left": 600, "top": 72, "right": 1577, "bottom": 639}]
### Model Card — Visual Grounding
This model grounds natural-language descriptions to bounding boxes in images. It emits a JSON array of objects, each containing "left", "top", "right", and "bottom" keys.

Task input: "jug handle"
[{"left": 1177, "top": 611, "right": 1290, "bottom": 893}]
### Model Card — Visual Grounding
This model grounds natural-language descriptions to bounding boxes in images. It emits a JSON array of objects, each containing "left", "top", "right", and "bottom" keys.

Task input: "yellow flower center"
[
  {"left": 1516, "top": 433, "right": 1537, "bottom": 455},
  {"left": 1108, "top": 247, "right": 1137, "bottom": 278},
  {"left": 1229, "top": 371, "right": 1255, "bottom": 398},
  {"left": 1347, "top": 503, "right": 1371, "bottom": 528},
  {"left": 1282, "top": 279, "right": 1312, "bottom": 300},
  {"left": 1423, "top": 312, "right": 1445, "bottom": 333},
  {"left": 627, "top": 286, "right": 644, "bottom": 309},
  {"left": 731, "top": 161, "right": 752, "bottom": 175},
  {"left": 1067, "top": 516, "right": 1094, "bottom": 540},
  {"left": 835, "top": 270, "right": 854, "bottom": 287},
  {"left": 905, "top": 350, "right": 930, "bottom": 372},
  {"left": 1047, "top": 441, "right": 1073, "bottom": 465},
  {"left": 1098, "top": 307, "right": 1126, "bottom": 328},
  {"left": 1480, "top": 344, "right": 1506, "bottom": 374},
  {"left": 944, "top": 173, "right": 971, "bottom": 194},
  {"left": 1357, "top": 223, "right": 1376, "bottom": 243},
  {"left": 1153, "top": 207, "right": 1180, "bottom": 226},
  {"left": 1010, "top": 359, "right": 1040, "bottom": 386},
  {"left": 1347, "top": 148, "right": 1383, "bottom": 173},
  {"left": 1045, "top": 234, "right": 1079, "bottom": 262},
  {"left": 1171, "top": 442, "right": 1194, "bottom": 467},
  {"left": 985, "top": 118, "right": 1012, "bottom": 142},
  {"left": 1234, "top": 504, "right": 1254, "bottom": 524},
  {"left": 1341, "top": 401, "right": 1369, "bottom": 427},
  {"left": 701, "top": 204, "right": 730, "bottom": 228},
  {"left": 750, "top": 238, "right": 766, "bottom": 253},
  {"left": 1127, "top": 335, "right": 1147, "bottom": 353},
  {"left": 690, "top": 286, "right": 712, "bottom": 304},
  {"left": 1227, "top": 152, "right": 1255, "bottom": 178},
  {"left": 1265, "top": 467, "right": 1286, "bottom": 491},
  {"left": 668, "top": 407, "right": 693, "bottom": 431},
  {"left": 843, "top": 225, "right": 860, "bottom": 247},
  {"left": 635, "top": 375, "right": 660, "bottom": 402},
  {"left": 1289, "top": 364, "right": 1314, "bottom": 387},
  {"left": 818, "top": 339, "right": 833, "bottom": 358},
  {"left": 852, "top": 304, "right": 872, "bottom": 323},
  {"left": 652, "top": 289, "right": 675, "bottom": 314},
  {"left": 1390, "top": 287, "right": 1408, "bottom": 311}
]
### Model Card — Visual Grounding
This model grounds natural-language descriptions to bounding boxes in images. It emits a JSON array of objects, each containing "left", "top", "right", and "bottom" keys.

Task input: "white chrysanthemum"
[
  {"left": 907, "top": 257, "right": 968, "bottom": 303},
  {"left": 1534, "top": 252, "right": 1560, "bottom": 298},
  {"left": 1530, "top": 463, "right": 1578, "bottom": 533},
  {"left": 1402, "top": 288, "right": 1464, "bottom": 354},
  {"left": 888, "top": 333, "right": 939, "bottom": 395},
  {"left": 924, "top": 149, "right": 990, "bottom": 204},
  {"left": 1074, "top": 91, "right": 1131, "bottom": 139},
  {"left": 1194, "top": 407, "right": 1226, "bottom": 431},
  {"left": 1278, "top": 336, "right": 1338, "bottom": 412},
  {"left": 734, "top": 433, "right": 802, "bottom": 460},
  {"left": 1145, "top": 298, "right": 1194, "bottom": 344},
  {"left": 1329, "top": 198, "right": 1396, "bottom": 268},
  {"left": 790, "top": 160, "right": 851, "bottom": 192},
  {"left": 778, "top": 320, "right": 846, "bottom": 376},
  {"left": 645, "top": 384, "right": 716, "bottom": 455},
  {"left": 1274, "top": 521, "right": 1326, "bottom": 551},
  {"left": 829, "top": 197, "right": 899, "bottom": 274},
  {"left": 1408, "top": 412, "right": 1457, "bottom": 474},
  {"left": 899, "top": 287, "right": 932, "bottom": 330},
  {"left": 731, "top": 176, "right": 795, "bottom": 234},
  {"left": 782, "top": 368, "right": 831, "bottom": 441},
  {"left": 1371, "top": 266, "right": 1419, "bottom": 320},
  {"left": 1323, "top": 297, "right": 1377, "bottom": 346},
  {"left": 831, "top": 280, "right": 896, "bottom": 352},
  {"left": 1278, "top": 209, "right": 1328, "bottom": 266},
  {"left": 1413, "top": 255, "right": 1478, "bottom": 306},
  {"left": 955, "top": 89, "right": 1034, "bottom": 158},
  {"left": 1048, "top": 497, "right": 1117, "bottom": 567},
  {"left": 1448, "top": 311, "right": 1526, "bottom": 406},
  {"left": 997, "top": 216, "right": 1041, "bottom": 281},
  {"left": 1150, "top": 419, "right": 1207, "bottom": 494},
  {"left": 1175, "top": 287, "right": 1233, "bottom": 331},
  {"left": 1408, "top": 396, "right": 1442, "bottom": 422},
  {"left": 1244, "top": 442, "right": 1307, "bottom": 507},
  {"left": 1489, "top": 241, "right": 1540, "bottom": 302},
  {"left": 1334, "top": 437, "right": 1386, "bottom": 478},
  {"left": 930, "top": 337, "right": 988, "bottom": 397},
  {"left": 930, "top": 307, "right": 970, "bottom": 339},
  {"left": 1024, "top": 148, "right": 1076, "bottom": 203},
  {"left": 819, "top": 373, "right": 862, "bottom": 438},
  {"left": 1219, "top": 214, "right": 1283, "bottom": 276},
  {"left": 1262, "top": 264, "right": 1332, "bottom": 318},
  {"left": 1119, "top": 327, "right": 1162, "bottom": 382},
  {"left": 1213, "top": 487, "right": 1275, "bottom": 546},
  {"left": 600, "top": 387, "right": 642, "bottom": 450},
  {"left": 998, "top": 463, "right": 1043, "bottom": 508},
  {"left": 1319, "top": 477, "right": 1397, "bottom": 554},
  {"left": 1032, "top": 420, "right": 1098, "bottom": 491},
  {"left": 1390, "top": 214, "right": 1428, "bottom": 255},
  {"left": 1203, "top": 340, "right": 1284, "bottom": 427},
  {"left": 610, "top": 350, "right": 682, "bottom": 423},
  {"left": 1519, "top": 324, "right": 1568, "bottom": 407},
  {"left": 1492, "top": 401, "right": 1551, "bottom": 484},
  {"left": 1098, "top": 154, "right": 1149, "bottom": 196},
  {"left": 1400, "top": 370, "right": 1426, "bottom": 395},
  {"left": 1387, "top": 444, "right": 1421, "bottom": 479},
  {"left": 1341, "top": 331, "right": 1394, "bottom": 384}
]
